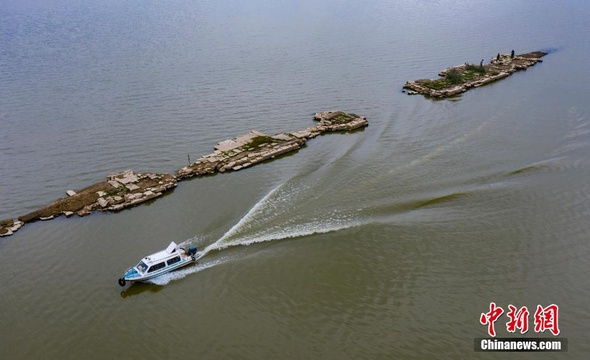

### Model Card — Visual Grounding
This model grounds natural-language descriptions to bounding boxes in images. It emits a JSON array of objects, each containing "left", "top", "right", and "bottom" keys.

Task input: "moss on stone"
[{"left": 243, "top": 135, "right": 276, "bottom": 150}]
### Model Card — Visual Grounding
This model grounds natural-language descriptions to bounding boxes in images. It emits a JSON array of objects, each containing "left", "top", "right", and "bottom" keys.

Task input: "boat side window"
[
  {"left": 148, "top": 262, "right": 166, "bottom": 273},
  {"left": 167, "top": 256, "right": 181, "bottom": 266},
  {"left": 137, "top": 261, "right": 148, "bottom": 274}
]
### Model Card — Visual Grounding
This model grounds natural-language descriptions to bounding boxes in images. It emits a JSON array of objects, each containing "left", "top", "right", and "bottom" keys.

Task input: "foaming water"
[
  {"left": 153, "top": 180, "right": 364, "bottom": 285},
  {"left": 203, "top": 181, "right": 361, "bottom": 251},
  {"left": 148, "top": 256, "right": 227, "bottom": 286}
]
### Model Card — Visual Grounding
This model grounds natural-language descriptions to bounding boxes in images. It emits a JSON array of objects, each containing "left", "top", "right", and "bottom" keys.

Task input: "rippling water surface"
[{"left": 1, "top": 0, "right": 590, "bottom": 358}]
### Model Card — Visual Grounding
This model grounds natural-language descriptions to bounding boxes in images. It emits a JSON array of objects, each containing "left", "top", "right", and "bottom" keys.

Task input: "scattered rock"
[
  {"left": 97, "top": 197, "right": 109, "bottom": 208},
  {"left": 0, "top": 228, "right": 13, "bottom": 237},
  {"left": 125, "top": 184, "right": 140, "bottom": 191},
  {"left": 272, "top": 133, "right": 292, "bottom": 141},
  {"left": 77, "top": 205, "right": 93, "bottom": 217},
  {"left": 0, "top": 219, "right": 23, "bottom": 237},
  {"left": 109, "top": 204, "right": 125, "bottom": 211},
  {"left": 10, "top": 220, "right": 23, "bottom": 231}
]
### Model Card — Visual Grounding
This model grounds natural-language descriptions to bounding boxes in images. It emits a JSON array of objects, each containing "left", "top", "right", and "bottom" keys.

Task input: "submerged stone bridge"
[
  {"left": 0, "top": 111, "right": 367, "bottom": 237},
  {"left": 177, "top": 111, "right": 368, "bottom": 179},
  {"left": 403, "top": 50, "right": 547, "bottom": 98}
]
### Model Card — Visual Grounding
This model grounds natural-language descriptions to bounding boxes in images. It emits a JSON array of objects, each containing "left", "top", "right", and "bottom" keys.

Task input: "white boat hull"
[{"left": 118, "top": 242, "right": 199, "bottom": 287}]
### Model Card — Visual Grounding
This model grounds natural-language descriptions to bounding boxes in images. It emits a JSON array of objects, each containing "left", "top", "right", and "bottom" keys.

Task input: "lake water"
[{"left": 1, "top": 0, "right": 590, "bottom": 358}]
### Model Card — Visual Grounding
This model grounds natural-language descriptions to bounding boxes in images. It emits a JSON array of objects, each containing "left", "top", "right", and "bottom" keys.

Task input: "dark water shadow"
[
  {"left": 119, "top": 282, "right": 164, "bottom": 298},
  {"left": 539, "top": 47, "right": 559, "bottom": 55}
]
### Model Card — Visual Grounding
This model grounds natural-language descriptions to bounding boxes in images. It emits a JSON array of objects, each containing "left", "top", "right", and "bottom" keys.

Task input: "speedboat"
[{"left": 118, "top": 241, "right": 198, "bottom": 287}]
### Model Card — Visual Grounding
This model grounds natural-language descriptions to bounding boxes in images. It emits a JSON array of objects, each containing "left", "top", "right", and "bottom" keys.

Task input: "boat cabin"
[{"left": 135, "top": 241, "right": 186, "bottom": 275}]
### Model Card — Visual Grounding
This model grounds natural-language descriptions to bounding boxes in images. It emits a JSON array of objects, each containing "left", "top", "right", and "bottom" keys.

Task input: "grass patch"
[
  {"left": 421, "top": 70, "right": 463, "bottom": 90},
  {"left": 465, "top": 63, "right": 487, "bottom": 75},
  {"left": 105, "top": 186, "right": 128, "bottom": 197},
  {"left": 243, "top": 135, "right": 275, "bottom": 150},
  {"left": 331, "top": 113, "right": 353, "bottom": 123},
  {"left": 422, "top": 79, "right": 448, "bottom": 90},
  {"left": 463, "top": 70, "right": 480, "bottom": 81},
  {"left": 445, "top": 69, "right": 464, "bottom": 85},
  {"left": 462, "top": 63, "right": 487, "bottom": 81},
  {"left": 423, "top": 65, "right": 487, "bottom": 88}
]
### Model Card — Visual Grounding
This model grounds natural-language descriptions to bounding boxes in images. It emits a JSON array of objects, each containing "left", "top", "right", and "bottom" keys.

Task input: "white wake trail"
[
  {"left": 154, "top": 181, "right": 363, "bottom": 285},
  {"left": 148, "top": 257, "right": 227, "bottom": 286},
  {"left": 201, "top": 181, "right": 287, "bottom": 255}
]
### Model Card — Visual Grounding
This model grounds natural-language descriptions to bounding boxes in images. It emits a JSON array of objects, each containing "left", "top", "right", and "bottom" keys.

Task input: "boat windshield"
[{"left": 136, "top": 261, "right": 148, "bottom": 274}]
